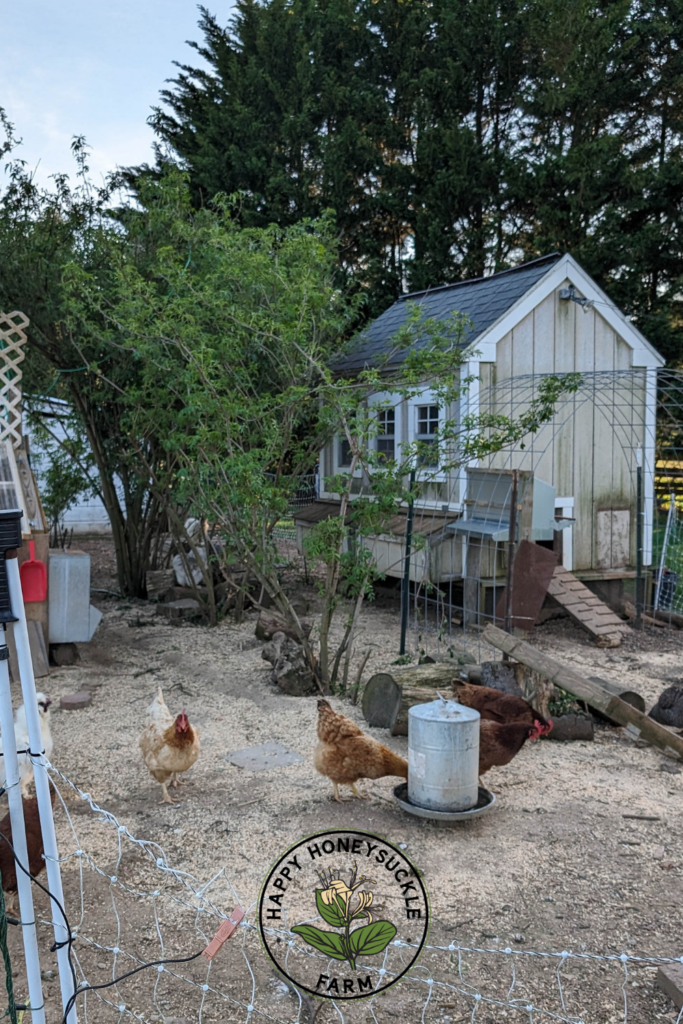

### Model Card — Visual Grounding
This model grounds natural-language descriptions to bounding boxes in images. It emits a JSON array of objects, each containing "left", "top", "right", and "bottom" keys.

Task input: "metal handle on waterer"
[{"left": 0, "top": 509, "right": 23, "bottom": 623}]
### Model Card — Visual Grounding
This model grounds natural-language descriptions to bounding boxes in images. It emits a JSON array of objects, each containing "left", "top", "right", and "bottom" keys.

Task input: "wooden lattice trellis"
[{"left": 0, "top": 310, "right": 28, "bottom": 449}]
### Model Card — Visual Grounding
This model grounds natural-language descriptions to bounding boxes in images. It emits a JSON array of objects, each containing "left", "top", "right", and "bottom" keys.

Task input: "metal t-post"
[
  {"left": 635, "top": 465, "right": 644, "bottom": 629},
  {"left": 4, "top": 539, "right": 77, "bottom": 1023},
  {"left": 399, "top": 470, "right": 416, "bottom": 656},
  {"left": 0, "top": 629, "right": 46, "bottom": 1024},
  {"left": 502, "top": 470, "right": 519, "bottom": 661}
]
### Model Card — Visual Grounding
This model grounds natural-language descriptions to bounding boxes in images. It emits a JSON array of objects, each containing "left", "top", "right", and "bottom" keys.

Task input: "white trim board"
[{"left": 470, "top": 254, "right": 665, "bottom": 369}]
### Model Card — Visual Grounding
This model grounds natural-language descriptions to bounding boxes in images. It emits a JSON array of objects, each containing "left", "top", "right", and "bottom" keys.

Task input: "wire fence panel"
[{"left": 5, "top": 760, "right": 677, "bottom": 1024}]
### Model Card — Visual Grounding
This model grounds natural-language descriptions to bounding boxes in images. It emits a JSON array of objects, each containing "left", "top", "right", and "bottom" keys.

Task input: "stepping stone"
[
  {"left": 224, "top": 742, "right": 304, "bottom": 772},
  {"left": 60, "top": 691, "right": 92, "bottom": 711}
]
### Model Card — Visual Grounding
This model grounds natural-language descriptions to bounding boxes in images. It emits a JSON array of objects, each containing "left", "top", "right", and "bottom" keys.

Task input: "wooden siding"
[
  {"left": 318, "top": 278, "right": 647, "bottom": 578},
  {"left": 482, "top": 281, "right": 641, "bottom": 572}
]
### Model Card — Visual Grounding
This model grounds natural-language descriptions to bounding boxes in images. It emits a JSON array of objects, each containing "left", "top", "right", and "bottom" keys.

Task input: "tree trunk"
[
  {"left": 389, "top": 686, "right": 445, "bottom": 736},
  {"left": 482, "top": 624, "right": 683, "bottom": 761},
  {"left": 361, "top": 664, "right": 458, "bottom": 729}
]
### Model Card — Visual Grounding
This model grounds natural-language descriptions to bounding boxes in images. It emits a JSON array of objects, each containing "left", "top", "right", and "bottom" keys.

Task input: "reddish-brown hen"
[
  {"left": 0, "top": 789, "right": 56, "bottom": 913},
  {"left": 478, "top": 720, "right": 541, "bottom": 776},
  {"left": 452, "top": 681, "right": 553, "bottom": 736},
  {"left": 315, "top": 699, "right": 408, "bottom": 802}
]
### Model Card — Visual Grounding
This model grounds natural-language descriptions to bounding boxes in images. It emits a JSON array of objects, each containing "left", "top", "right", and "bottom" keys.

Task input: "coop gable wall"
[
  {"left": 479, "top": 283, "right": 648, "bottom": 572},
  {"left": 316, "top": 257, "right": 664, "bottom": 579}
]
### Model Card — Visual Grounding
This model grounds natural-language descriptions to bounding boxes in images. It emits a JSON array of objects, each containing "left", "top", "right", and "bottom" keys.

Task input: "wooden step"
[{"left": 547, "top": 569, "right": 628, "bottom": 647}]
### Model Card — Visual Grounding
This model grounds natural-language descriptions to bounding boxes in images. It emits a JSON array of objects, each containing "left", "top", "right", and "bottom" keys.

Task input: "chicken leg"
[
  {"left": 332, "top": 783, "right": 351, "bottom": 802},
  {"left": 170, "top": 773, "right": 185, "bottom": 788},
  {"left": 350, "top": 783, "right": 369, "bottom": 800},
  {"left": 159, "top": 782, "right": 178, "bottom": 805}
]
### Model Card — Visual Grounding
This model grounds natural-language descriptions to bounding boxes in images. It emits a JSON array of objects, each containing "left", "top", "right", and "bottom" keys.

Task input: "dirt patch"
[{"left": 5, "top": 541, "right": 682, "bottom": 1022}]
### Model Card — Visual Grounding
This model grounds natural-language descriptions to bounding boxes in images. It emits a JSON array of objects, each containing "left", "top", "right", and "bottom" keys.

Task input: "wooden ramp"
[{"left": 547, "top": 568, "right": 628, "bottom": 647}]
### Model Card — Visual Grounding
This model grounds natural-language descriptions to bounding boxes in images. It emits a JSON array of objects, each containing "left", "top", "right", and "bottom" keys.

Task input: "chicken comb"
[{"left": 202, "top": 907, "right": 245, "bottom": 962}]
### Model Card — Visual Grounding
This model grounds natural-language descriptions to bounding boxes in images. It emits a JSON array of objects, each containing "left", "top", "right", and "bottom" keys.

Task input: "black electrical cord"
[
  {"left": 0, "top": 793, "right": 208, "bottom": 1024},
  {"left": 58, "top": 948, "right": 206, "bottom": 1024}
]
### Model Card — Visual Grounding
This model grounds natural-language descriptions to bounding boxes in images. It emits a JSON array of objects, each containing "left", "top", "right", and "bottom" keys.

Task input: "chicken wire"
[
  {"left": 2, "top": 758, "right": 679, "bottom": 1024},
  {"left": 384, "top": 368, "right": 683, "bottom": 661}
]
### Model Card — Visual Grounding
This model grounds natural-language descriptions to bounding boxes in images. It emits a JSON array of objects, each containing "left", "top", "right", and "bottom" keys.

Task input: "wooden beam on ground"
[{"left": 482, "top": 624, "right": 683, "bottom": 762}]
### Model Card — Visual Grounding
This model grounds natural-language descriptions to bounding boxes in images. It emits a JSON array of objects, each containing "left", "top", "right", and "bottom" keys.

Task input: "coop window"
[
  {"left": 376, "top": 408, "right": 396, "bottom": 462},
  {"left": 338, "top": 435, "right": 352, "bottom": 467},
  {"left": 416, "top": 404, "right": 439, "bottom": 467}
]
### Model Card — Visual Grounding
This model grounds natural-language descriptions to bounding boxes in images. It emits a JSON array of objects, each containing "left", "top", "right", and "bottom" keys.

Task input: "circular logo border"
[{"left": 258, "top": 828, "right": 430, "bottom": 1001}]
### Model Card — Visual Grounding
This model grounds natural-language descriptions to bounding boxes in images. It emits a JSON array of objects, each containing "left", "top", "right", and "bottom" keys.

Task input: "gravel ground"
[{"left": 4, "top": 540, "right": 682, "bottom": 1024}]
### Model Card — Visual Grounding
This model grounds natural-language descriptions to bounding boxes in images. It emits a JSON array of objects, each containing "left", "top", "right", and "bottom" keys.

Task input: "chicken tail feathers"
[{"left": 381, "top": 748, "right": 409, "bottom": 779}]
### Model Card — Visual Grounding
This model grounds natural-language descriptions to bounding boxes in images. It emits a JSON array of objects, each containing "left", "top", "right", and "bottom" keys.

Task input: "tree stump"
[
  {"left": 389, "top": 686, "right": 444, "bottom": 735},
  {"left": 361, "top": 664, "right": 457, "bottom": 729}
]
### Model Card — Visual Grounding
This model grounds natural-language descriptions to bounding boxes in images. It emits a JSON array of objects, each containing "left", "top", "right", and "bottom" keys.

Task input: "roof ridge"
[{"left": 397, "top": 253, "right": 563, "bottom": 303}]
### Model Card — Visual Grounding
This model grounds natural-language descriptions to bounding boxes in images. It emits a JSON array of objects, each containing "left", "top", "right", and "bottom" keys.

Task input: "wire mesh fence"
[
  {"left": 1, "top": 760, "right": 676, "bottom": 1024},
  {"left": 365, "top": 368, "right": 683, "bottom": 659}
]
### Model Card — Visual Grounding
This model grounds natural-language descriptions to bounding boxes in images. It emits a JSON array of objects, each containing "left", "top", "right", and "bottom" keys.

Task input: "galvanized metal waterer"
[{"left": 393, "top": 692, "right": 496, "bottom": 824}]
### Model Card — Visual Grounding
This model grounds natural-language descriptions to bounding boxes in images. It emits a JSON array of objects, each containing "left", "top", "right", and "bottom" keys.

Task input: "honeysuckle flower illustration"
[{"left": 293, "top": 864, "right": 395, "bottom": 972}]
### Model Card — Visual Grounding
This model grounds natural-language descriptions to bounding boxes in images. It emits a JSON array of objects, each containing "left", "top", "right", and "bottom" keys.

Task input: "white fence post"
[
  {"left": 0, "top": 629, "right": 46, "bottom": 1023},
  {"left": 6, "top": 553, "right": 78, "bottom": 1023}
]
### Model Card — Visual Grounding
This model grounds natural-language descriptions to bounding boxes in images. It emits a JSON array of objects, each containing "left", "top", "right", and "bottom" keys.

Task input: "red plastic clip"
[{"left": 202, "top": 907, "right": 245, "bottom": 962}]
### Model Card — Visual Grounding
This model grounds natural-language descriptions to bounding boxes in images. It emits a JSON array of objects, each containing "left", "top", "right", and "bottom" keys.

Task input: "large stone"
[
  {"left": 156, "top": 599, "right": 202, "bottom": 621},
  {"left": 60, "top": 691, "right": 92, "bottom": 711},
  {"left": 50, "top": 642, "right": 80, "bottom": 667},
  {"left": 225, "top": 742, "right": 304, "bottom": 772},
  {"left": 649, "top": 684, "right": 683, "bottom": 728},
  {"left": 479, "top": 662, "right": 524, "bottom": 697}
]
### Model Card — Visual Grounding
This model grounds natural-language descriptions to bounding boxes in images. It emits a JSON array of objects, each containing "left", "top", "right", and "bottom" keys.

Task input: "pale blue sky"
[{"left": 0, "top": 1, "right": 232, "bottom": 186}]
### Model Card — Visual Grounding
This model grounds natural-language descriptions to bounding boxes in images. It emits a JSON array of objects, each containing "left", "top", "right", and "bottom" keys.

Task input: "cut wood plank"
[
  {"left": 27, "top": 619, "right": 50, "bottom": 678},
  {"left": 482, "top": 624, "right": 683, "bottom": 761},
  {"left": 656, "top": 963, "right": 683, "bottom": 1010},
  {"left": 547, "top": 567, "right": 627, "bottom": 646}
]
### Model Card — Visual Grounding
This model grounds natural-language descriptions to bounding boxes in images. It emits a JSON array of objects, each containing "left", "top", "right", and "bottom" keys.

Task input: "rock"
[
  {"left": 50, "top": 642, "right": 80, "bottom": 667},
  {"left": 649, "top": 684, "right": 683, "bottom": 728},
  {"left": 255, "top": 609, "right": 311, "bottom": 643},
  {"left": 60, "top": 691, "right": 92, "bottom": 711},
  {"left": 261, "top": 631, "right": 317, "bottom": 696},
  {"left": 652, "top": 845, "right": 665, "bottom": 861},
  {"left": 548, "top": 713, "right": 594, "bottom": 742},
  {"left": 479, "top": 662, "right": 524, "bottom": 697},
  {"left": 660, "top": 761, "right": 681, "bottom": 775},
  {"left": 156, "top": 599, "right": 202, "bottom": 621}
]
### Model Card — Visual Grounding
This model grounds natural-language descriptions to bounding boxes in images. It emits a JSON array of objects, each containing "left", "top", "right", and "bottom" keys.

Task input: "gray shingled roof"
[{"left": 335, "top": 253, "right": 562, "bottom": 372}]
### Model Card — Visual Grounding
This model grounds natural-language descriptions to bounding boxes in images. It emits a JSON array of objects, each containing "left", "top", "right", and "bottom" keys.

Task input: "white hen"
[{"left": 13, "top": 694, "right": 54, "bottom": 798}]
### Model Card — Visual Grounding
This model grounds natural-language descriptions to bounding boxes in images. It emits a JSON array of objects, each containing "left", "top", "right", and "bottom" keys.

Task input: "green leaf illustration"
[
  {"left": 348, "top": 920, "right": 398, "bottom": 958},
  {"left": 291, "top": 924, "right": 348, "bottom": 961},
  {"left": 316, "top": 889, "right": 346, "bottom": 928}
]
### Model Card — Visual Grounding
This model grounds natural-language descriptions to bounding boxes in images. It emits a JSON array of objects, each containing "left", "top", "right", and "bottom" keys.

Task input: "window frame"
[{"left": 407, "top": 389, "right": 448, "bottom": 480}]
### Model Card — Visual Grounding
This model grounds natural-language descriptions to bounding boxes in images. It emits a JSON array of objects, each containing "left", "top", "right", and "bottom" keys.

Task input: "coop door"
[{"left": 596, "top": 510, "right": 631, "bottom": 569}]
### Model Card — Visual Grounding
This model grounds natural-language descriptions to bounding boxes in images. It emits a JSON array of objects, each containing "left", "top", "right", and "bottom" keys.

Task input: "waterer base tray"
[{"left": 393, "top": 784, "right": 496, "bottom": 826}]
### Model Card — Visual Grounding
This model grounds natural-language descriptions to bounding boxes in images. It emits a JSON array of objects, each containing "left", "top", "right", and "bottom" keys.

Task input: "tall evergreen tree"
[{"left": 150, "top": 0, "right": 683, "bottom": 359}]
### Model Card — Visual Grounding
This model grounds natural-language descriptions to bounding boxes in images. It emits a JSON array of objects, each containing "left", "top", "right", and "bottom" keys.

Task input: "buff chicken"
[
  {"left": 139, "top": 688, "right": 200, "bottom": 804},
  {"left": 314, "top": 699, "right": 408, "bottom": 802}
]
